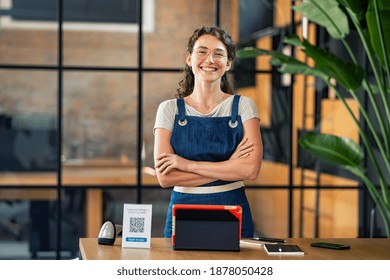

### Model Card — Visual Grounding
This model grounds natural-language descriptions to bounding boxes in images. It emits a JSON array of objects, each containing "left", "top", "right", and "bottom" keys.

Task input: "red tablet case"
[{"left": 172, "top": 204, "right": 242, "bottom": 251}]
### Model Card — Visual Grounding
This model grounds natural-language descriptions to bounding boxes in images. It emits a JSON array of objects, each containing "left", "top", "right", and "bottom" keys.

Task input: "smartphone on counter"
[{"left": 311, "top": 242, "right": 350, "bottom": 250}]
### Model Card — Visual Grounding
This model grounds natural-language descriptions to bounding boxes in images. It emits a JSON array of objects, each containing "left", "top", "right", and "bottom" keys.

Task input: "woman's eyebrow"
[{"left": 194, "top": 46, "right": 226, "bottom": 52}]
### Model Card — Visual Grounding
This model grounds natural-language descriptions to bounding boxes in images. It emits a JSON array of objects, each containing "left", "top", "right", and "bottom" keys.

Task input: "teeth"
[{"left": 202, "top": 67, "right": 217, "bottom": 72}]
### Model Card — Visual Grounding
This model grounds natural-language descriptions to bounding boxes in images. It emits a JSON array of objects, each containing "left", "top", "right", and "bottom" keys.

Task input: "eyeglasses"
[{"left": 193, "top": 49, "right": 228, "bottom": 62}]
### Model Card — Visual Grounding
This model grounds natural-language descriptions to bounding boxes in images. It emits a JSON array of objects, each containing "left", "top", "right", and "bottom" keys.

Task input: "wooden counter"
[{"left": 79, "top": 237, "right": 390, "bottom": 260}]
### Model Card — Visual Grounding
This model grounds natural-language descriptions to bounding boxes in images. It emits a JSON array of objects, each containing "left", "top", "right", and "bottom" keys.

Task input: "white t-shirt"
[{"left": 154, "top": 95, "right": 260, "bottom": 133}]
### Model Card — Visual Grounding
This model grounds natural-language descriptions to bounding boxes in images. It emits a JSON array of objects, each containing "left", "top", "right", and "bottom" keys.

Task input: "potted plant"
[{"left": 237, "top": 0, "right": 390, "bottom": 237}]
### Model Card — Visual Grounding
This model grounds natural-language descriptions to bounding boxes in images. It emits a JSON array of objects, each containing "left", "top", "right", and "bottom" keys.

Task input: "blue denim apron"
[{"left": 164, "top": 94, "right": 254, "bottom": 238}]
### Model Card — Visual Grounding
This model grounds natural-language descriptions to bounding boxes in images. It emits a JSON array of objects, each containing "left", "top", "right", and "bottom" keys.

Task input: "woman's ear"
[
  {"left": 226, "top": 60, "right": 232, "bottom": 71},
  {"left": 185, "top": 52, "right": 192, "bottom": 67}
]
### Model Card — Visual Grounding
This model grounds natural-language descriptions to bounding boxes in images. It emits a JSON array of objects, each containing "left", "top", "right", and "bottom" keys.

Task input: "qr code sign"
[{"left": 129, "top": 217, "right": 145, "bottom": 233}]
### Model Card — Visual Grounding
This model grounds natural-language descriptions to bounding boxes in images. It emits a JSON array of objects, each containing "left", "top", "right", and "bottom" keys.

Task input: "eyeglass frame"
[{"left": 192, "top": 47, "right": 229, "bottom": 62}]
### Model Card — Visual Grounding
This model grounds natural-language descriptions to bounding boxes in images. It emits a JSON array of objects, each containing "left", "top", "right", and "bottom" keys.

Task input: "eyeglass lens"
[{"left": 194, "top": 49, "right": 226, "bottom": 61}]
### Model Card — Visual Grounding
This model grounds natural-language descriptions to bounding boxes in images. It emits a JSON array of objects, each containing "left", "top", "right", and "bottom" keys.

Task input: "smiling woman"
[
  {"left": 185, "top": 34, "right": 232, "bottom": 108},
  {"left": 153, "top": 26, "right": 263, "bottom": 239}
]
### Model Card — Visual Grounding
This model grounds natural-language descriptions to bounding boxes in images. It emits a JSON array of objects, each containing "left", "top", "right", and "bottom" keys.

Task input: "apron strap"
[
  {"left": 176, "top": 98, "right": 188, "bottom": 126},
  {"left": 229, "top": 95, "right": 240, "bottom": 128}
]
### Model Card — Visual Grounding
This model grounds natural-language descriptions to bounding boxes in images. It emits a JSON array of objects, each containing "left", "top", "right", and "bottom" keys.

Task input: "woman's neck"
[
  {"left": 187, "top": 83, "right": 226, "bottom": 114},
  {"left": 192, "top": 80, "right": 223, "bottom": 98}
]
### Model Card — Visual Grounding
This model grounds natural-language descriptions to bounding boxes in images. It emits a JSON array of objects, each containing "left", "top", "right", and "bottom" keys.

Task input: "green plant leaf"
[
  {"left": 237, "top": 47, "right": 329, "bottom": 80},
  {"left": 336, "top": 0, "right": 367, "bottom": 20},
  {"left": 283, "top": 35, "right": 303, "bottom": 47},
  {"left": 235, "top": 47, "right": 270, "bottom": 58},
  {"left": 370, "top": 83, "right": 390, "bottom": 94},
  {"left": 276, "top": 62, "right": 329, "bottom": 80},
  {"left": 238, "top": 38, "right": 364, "bottom": 90},
  {"left": 298, "top": 132, "right": 364, "bottom": 167},
  {"left": 287, "top": 35, "right": 364, "bottom": 90},
  {"left": 366, "top": 0, "right": 390, "bottom": 69},
  {"left": 293, "top": 0, "right": 349, "bottom": 39},
  {"left": 237, "top": 47, "right": 306, "bottom": 66}
]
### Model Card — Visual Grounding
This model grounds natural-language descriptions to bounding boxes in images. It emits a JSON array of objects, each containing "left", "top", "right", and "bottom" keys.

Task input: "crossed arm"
[{"left": 153, "top": 118, "right": 263, "bottom": 188}]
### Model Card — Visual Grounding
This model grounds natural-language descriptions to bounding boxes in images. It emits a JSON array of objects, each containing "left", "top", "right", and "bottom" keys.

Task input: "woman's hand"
[
  {"left": 230, "top": 137, "right": 254, "bottom": 159},
  {"left": 155, "top": 153, "right": 191, "bottom": 175}
]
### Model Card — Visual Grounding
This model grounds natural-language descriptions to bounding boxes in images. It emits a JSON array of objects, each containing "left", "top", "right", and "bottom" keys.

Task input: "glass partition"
[{"left": 62, "top": 71, "right": 138, "bottom": 186}]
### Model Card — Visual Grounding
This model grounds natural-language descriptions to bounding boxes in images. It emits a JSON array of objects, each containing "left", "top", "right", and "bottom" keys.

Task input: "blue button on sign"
[{"left": 126, "top": 237, "right": 147, "bottom": 242}]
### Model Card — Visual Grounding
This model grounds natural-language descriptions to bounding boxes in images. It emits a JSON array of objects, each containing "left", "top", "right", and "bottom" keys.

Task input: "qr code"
[{"left": 129, "top": 217, "right": 145, "bottom": 233}]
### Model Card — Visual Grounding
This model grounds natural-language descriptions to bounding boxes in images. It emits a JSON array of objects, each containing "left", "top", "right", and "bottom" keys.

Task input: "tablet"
[{"left": 172, "top": 204, "right": 242, "bottom": 251}]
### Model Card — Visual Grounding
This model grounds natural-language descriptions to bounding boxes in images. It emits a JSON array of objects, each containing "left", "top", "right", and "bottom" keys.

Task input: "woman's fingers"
[
  {"left": 237, "top": 137, "right": 248, "bottom": 148},
  {"left": 240, "top": 152, "right": 251, "bottom": 158},
  {"left": 156, "top": 159, "right": 173, "bottom": 174},
  {"left": 155, "top": 153, "right": 170, "bottom": 171},
  {"left": 230, "top": 138, "right": 254, "bottom": 159},
  {"left": 239, "top": 145, "right": 254, "bottom": 157},
  {"left": 155, "top": 153, "right": 181, "bottom": 174}
]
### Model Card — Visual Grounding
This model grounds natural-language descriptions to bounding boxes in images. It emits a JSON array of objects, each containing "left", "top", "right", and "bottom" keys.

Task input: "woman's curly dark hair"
[{"left": 176, "top": 26, "right": 236, "bottom": 98}]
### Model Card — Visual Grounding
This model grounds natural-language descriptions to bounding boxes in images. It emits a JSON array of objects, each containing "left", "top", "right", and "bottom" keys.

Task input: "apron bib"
[{"left": 164, "top": 95, "right": 254, "bottom": 238}]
